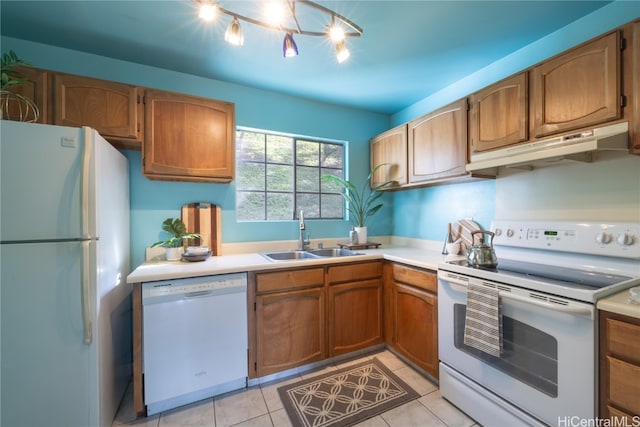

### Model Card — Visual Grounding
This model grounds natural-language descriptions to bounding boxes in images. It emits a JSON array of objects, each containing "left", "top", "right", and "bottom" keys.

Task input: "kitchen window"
[{"left": 236, "top": 128, "right": 345, "bottom": 221}]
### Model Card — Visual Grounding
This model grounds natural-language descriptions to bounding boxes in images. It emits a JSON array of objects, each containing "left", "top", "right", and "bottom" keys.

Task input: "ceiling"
[{"left": 0, "top": 1, "right": 612, "bottom": 115}]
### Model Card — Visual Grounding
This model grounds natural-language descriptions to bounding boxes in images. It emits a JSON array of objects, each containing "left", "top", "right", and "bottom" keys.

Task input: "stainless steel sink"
[
  {"left": 260, "top": 250, "right": 321, "bottom": 262},
  {"left": 260, "top": 248, "right": 363, "bottom": 262},
  {"left": 307, "top": 248, "right": 362, "bottom": 257}
]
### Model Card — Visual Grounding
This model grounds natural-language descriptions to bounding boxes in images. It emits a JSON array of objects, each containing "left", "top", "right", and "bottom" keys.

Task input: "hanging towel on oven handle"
[{"left": 463, "top": 282, "right": 502, "bottom": 357}]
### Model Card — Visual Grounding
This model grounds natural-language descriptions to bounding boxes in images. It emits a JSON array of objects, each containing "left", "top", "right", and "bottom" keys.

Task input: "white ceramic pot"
[
  {"left": 166, "top": 246, "right": 183, "bottom": 261},
  {"left": 354, "top": 226, "right": 368, "bottom": 245}
]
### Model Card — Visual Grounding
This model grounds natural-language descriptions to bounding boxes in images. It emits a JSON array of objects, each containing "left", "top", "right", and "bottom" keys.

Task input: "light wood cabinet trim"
[
  {"left": 391, "top": 263, "right": 437, "bottom": 293},
  {"left": 132, "top": 284, "right": 145, "bottom": 416},
  {"left": 53, "top": 73, "right": 140, "bottom": 139},
  {"left": 470, "top": 72, "right": 528, "bottom": 153},
  {"left": 370, "top": 124, "right": 408, "bottom": 188},
  {"left": 255, "top": 287, "right": 326, "bottom": 377},
  {"left": 327, "top": 261, "right": 383, "bottom": 284},
  {"left": 531, "top": 31, "right": 621, "bottom": 137},
  {"left": 408, "top": 98, "right": 468, "bottom": 183},
  {"left": 607, "top": 355, "right": 640, "bottom": 415},
  {"left": 605, "top": 405, "right": 636, "bottom": 423},
  {"left": 256, "top": 268, "right": 324, "bottom": 293},
  {"left": 606, "top": 318, "right": 640, "bottom": 364},
  {"left": 328, "top": 279, "right": 383, "bottom": 356},
  {"left": 599, "top": 310, "right": 640, "bottom": 418}
]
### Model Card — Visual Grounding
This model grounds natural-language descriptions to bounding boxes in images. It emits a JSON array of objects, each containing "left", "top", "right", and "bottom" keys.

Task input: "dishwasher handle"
[{"left": 185, "top": 290, "right": 213, "bottom": 298}]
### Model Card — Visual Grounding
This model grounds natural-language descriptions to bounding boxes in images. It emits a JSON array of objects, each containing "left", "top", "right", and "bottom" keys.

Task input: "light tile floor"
[{"left": 112, "top": 350, "right": 479, "bottom": 427}]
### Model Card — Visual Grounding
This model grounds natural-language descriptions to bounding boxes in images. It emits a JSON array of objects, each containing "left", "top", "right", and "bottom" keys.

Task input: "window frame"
[{"left": 235, "top": 126, "right": 348, "bottom": 222}]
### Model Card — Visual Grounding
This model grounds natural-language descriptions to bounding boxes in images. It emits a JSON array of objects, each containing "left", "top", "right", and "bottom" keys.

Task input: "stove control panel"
[{"left": 491, "top": 220, "right": 640, "bottom": 259}]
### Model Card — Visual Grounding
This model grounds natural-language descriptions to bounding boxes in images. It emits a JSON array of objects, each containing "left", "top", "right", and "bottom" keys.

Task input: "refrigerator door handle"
[
  {"left": 81, "top": 127, "right": 93, "bottom": 239},
  {"left": 81, "top": 240, "right": 93, "bottom": 345}
]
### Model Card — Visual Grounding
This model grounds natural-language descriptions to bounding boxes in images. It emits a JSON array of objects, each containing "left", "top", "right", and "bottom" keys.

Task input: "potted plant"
[
  {"left": 322, "top": 164, "right": 394, "bottom": 245},
  {"left": 150, "top": 217, "right": 201, "bottom": 261},
  {"left": 1, "top": 50, "right": 39, "bottom": 122}
]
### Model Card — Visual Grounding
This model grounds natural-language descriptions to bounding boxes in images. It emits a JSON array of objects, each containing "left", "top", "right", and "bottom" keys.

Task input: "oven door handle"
[{"left": 499, "top": 291, "right": 594, "bottom": 317}]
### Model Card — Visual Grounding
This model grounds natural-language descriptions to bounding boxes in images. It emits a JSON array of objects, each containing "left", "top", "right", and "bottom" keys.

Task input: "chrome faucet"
[{"left": 298, "top": 210, "right": 310, "bottom": 250}]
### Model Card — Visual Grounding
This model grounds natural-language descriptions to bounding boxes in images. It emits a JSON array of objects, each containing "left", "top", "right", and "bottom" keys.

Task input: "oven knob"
[
  {"left": 506, "top": 229, "right": 514, "bottom": 237},
  {"left": 595, "top": 232, "right": 612, "bottom": 244},
  {"left": 494, "top": 228, "right": 502, "bottom": 236},
  {"left": 616, "top": 233, "right": 635, "bottom": 246}
]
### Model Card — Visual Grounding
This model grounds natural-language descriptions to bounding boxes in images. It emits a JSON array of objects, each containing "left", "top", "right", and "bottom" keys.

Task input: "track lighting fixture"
[
  {"left": 224, "top": 17, "right": 244, "bottom": 46},
  {"left": 195, "top": 0, "right": 362, "bottom": 62},
  {"left": 283, "top": 33, "right": 299, "bottom": 58}
]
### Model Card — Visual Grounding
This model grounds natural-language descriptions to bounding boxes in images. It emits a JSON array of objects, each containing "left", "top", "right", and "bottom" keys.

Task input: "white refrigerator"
[{"left": 0, "top": 121, "right": 131, "bottom": 427}]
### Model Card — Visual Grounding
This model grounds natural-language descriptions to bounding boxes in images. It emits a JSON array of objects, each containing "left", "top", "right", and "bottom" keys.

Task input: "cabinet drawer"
[
  {"left": 392, "top": 264, "right": 437, "bottom": 293},
  {"left": 608, "top": 356, "right": 640, "bottom": 415},
  {"left": 606, "top": 318, "right": 640, "bottom": 364},
  {"left": 327, "top": 262, "right": 382, "bottom": 284},
  {"left": 256, "top": 268, "right": 324, "bottom": 293}
]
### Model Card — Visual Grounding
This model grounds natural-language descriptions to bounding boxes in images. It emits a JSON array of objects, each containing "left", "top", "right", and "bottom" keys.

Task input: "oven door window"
[{"left": 453, "top": 303, "right": 558, "bottom": 397}]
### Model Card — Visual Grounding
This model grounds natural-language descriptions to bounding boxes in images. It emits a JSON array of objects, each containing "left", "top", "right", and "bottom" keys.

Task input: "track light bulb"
[
  {"left": 336, "top": 41, "right": 350, "bottom": 63},
  {"left": 328, "top": 25, "right": 345, "bottom": 42},
  {"left": 283, "top": 33, "right": 299, "bottom": 57},
  {"left": 198, "top": 2, "right": 219, "bottom": 21},
  {"left": 225, "top": 17, "right": 244, "bottom": 46}
]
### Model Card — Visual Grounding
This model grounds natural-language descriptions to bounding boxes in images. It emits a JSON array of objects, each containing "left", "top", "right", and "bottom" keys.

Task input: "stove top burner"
[{"left": 446, "top": 258, "right": 632, "bottom": 290}]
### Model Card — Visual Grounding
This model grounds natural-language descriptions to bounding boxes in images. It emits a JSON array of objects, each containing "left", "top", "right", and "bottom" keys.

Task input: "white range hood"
[{"left": 466, "top": 122, "right": 629, "bottom": 174}]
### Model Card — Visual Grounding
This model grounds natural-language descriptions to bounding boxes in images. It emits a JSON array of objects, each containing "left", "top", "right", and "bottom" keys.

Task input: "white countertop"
[
  {"left": 597, "top": 287, "right": 640, "bottom": 320},
  {"left": 127, "top": 245, "right": 461, "bottom": 284}
]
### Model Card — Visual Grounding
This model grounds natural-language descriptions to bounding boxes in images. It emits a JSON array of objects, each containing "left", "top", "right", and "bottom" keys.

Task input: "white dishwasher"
[{"left": 142, "top": 272, "right": 248, "bottom": 415}]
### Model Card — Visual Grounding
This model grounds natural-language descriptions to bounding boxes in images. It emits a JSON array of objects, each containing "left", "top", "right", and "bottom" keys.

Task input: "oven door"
[{"left": 438, "top": 271, "right": 596, "bottom": 426}]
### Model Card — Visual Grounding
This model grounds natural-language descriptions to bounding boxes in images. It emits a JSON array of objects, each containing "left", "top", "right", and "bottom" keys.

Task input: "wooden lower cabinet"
[
  {"left": 328, "top": 262, "right": 383, "bottom": 356},
  {"left": 251, "top": 267, "right": 325, "bottom": 378},
  {"left": 250, "top": 261, "right": 383, "bottom": 378},
  {"left": 255, "top": 287, "right": 326, "bottom": 377},
  {"left": 385, "top": 262, "right": 439, "bottom": 379},
  {"left": 599, "top": 310, "right": 640, "bottom": 421}
]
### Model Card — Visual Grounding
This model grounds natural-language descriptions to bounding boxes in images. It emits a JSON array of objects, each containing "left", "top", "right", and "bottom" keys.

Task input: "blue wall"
[
  {"left": 1, "top": 36, "right": 390, "bottom": 267},
  {"left": 389, "top": 1, "right": 640, "bottom": 242},
  {"left": 2, "top": 1, "right": 638, "bottom": 269}
]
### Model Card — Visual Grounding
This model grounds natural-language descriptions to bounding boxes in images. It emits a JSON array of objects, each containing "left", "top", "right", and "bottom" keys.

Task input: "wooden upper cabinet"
[
  {"left": 632, "top": 21, "right": 640, "bottom": 153},
  {"left": 370, "top": 124, "right": 407, "bottom": 188},
  {"left": 470, "top": 72, "right": 528, "bottom": 153},
  {"left": 53, "top": 73, "right": 142, "bottom": 148},
  {"left": 408, "top": 99, "right": 468, "bottom": 184},
  {"left": 2, "top": 66, "right": 50, "bottom": 124},
  {"left": 531, "top": 31, "right": 621, "bottom": 138},
  {"left": 143, "top": 89, "right": 235, "bottom": 183}
]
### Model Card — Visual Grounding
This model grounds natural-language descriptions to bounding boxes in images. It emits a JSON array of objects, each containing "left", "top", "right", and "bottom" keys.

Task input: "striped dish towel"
[{"left": 463, "top": 282, "right": 502, "bottom": 357}]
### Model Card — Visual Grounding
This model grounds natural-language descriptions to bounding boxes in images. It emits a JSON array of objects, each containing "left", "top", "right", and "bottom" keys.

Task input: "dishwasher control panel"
[{"left": 142, "top": 272, "right": 247, "bottom": 300}]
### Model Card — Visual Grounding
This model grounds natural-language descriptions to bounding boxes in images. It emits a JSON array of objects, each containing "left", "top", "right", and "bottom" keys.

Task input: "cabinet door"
[
  {"left": 328, "top": 279, "right": 383, "bottom": 357},
  {"left": 470, "top": 73, "right": 528, "bottom": 153},
  {"left": 632, "top": 21, "right": 640, "bottom": 154},
  {"left": 144, "top": 89, "right": 235, "bottom": 183},
  {"left": 408, "top": 99, "right": 467, "bottom": 183},
  {"left": 393, "top": 283, "right": 438, "bottom": 378},
  {"left": 2, "top": 66, "right": 49, "bottom": 124},
  {"left": 255, "top": 287, "right": 325, "bottom": 377},
  {"left": 54, "top": 73, "right": 141, "bottom": 143},
  {"left": 370, "top": 124, "right": 407, "bottom": 188},
  {"left": 531, "top": 31, "right": 621, "bottom": 137}
]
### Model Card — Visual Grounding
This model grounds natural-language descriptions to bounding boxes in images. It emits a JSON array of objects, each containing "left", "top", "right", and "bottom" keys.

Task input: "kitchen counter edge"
[
  {"left": 597, "top": 288, "right": 640, "bottom": 320},
  {"left": 126, "top": 246, "right": 460, "bottom": 284}
]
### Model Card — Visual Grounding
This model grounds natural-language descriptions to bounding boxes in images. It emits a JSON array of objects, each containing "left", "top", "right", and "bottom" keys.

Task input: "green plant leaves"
[
  {"left": 1, "top": 50, "right": 31, "bottom": 90},
  {"left": 151, "top": 217, "right": 201, "bottom": 248}
]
